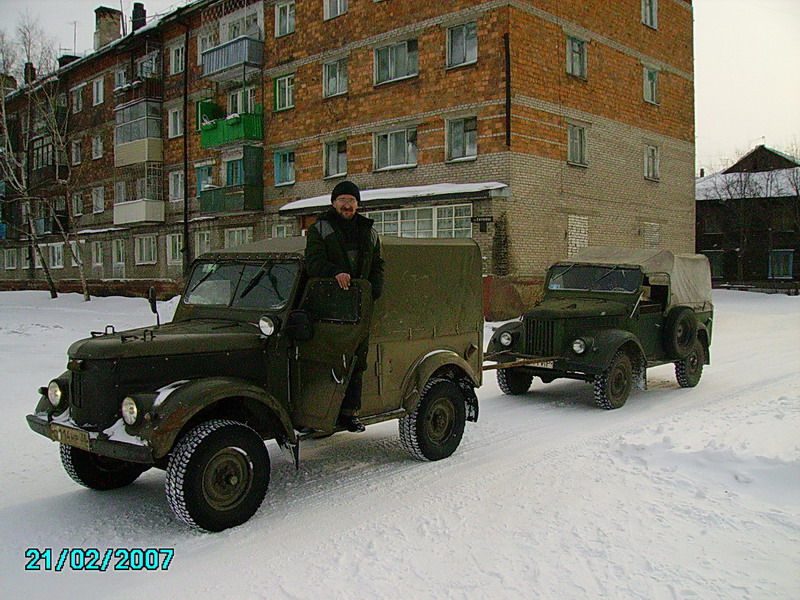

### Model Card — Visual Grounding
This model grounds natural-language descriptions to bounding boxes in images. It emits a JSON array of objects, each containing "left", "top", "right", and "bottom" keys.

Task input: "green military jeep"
[
  {"left": 486, "top": 248, "right": 713, "bottom": 409},
  {"left": 27, "top": 237, "right": 483, "bottom": 531}
]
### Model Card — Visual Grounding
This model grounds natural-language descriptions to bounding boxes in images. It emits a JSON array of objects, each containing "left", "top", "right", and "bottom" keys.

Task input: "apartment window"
[
  {"left": 274, "top": 150, "right": 295, "bottom": 185},
  {"left": 69, "top": 241, "right": 81, "bottom": 267},
  {"left": 114, "top": 69, "right": 127, "bottom": 89},
  {"left": 167, "top": 233, "right": 183, "bottom": 265},
  {"left": 566, "top": 36, "right": 587, "bottom": 79},
  {"left": 273, "top": 224, "right": 291, "bottom": 238},
  {"left": 275, "top": 2, "right": 295, "bottom": 37},
  {"left": 4, "top": 248, "right": 17, "bottom": 270},
  {"left": 642, "top": 0, "right": 658, "bottom": 29},
  {"left": 92, "top": 77, "right": 104, "bottom": 105},
  {"left": 447, "top": 117, "right": 477, "bottom": 161},
  {"left": 375, "top": 128, "right": 417, "bottom": 170},
  {"left": 169, "top": 171, "right": 185, "bottom": 201},
  {"left": 195, "top": 230, "right": 211, "bottom": 255},
  {"left": 447, "top": 22, "right": 477, "bottom": 68},
  {"left": 71, "top": 139, "right": 82, "bottom": 165},
  {"left": 367, "top": 204, "right": 472, "bottom": 238},
  {"left": 32, "top": 136, "right": 54, "bottom": 169},
  {"left": 323, "top": 58, "right": 347, "bottom": 97},
  {"left": 134, "top": 235, "right": 157, "bottom": 265},
  {"left": 224, "top": 227, "right": 253, "bottom": 248},
  {"left": 375, "top": 40, "right": 418, "bottom": 84},
  {"left": 92, "top": 135, "right": 103, "bottom": 159},
  {"left": 769, "top": 250, "right": 794, "bottom": 279},
  {"left": 325, "top": 140, "right": 347, "bottom": 177},
  {"left": 137, "top": 51, "right": 158, "bottom": 78},
  {"left": 645, "top": 145, "right": 660, "bottom": 181},
  {"left": 72, "top": 87, "right": 83, "bottom": 113},
  {"left": 703, "top": 251, "right": 723, "bottom": 279},
  {"left": 196, "top": 165, "right": 214, "bottom": 192},
  {"left": 20, "top": 247, "right": 30, "bottom": 270},
  {"left": 112, "top": 239, "right": 125, "bottom": 266},
  {"left": 325, "top": 0, "right": 348, "bottom": 20},
  {"left": 644, "top": 67, "right": 659, "bottom": 104},
  {"left": 92, "top": 241, "right": 103, "bottom": 267},
  {"left": 567, "top": 123, "right": 588, "bottom": 166},
  {"left": 114, "top": 180, "right": 126, "bottom": 203},
  {"left": 170, "top": 44, "right": 185, "bottom": 75},
  {"left": 197, "top": 33, "right": 213, "bottom": 65},
  {"left": 226, "top": 159, "right": 244, "bottom": 186},
  {"left": 92, "top": 187, "right": 105, "bottom": 213},
  {"left": 228, "top": 86, "right": 256, "bottom": 114},
  {"left": 115, "top": 100, "right": 161, "bottom": 145},
  {"left": 168, "top": 107, "right": 184, "bottom": 138},
  {"left": 274, "top": 74, "right": 294, "bottom": 111},
  {"left": 71, "top": 192, "right": 82, "bottom": 216}
]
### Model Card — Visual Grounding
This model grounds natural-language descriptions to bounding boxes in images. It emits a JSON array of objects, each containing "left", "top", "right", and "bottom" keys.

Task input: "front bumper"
[{"left": 26, "top": 414, "right": 155, "bottom": 464}]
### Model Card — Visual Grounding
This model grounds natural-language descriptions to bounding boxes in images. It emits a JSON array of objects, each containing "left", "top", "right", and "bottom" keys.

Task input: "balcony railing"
[
  {"left": 201, "top": 113, "right": 262, "bottom": 148},
  {"left": 113, "top": 198, "right": 165, "bottom": 226},
  {"left": 199, "top": 184, "right": 262, "bottom": 214},
  {"left": 30, "top": 164, "right": 69, "bottom": 189},
  {"left": 202, "top": 36, "right": 263, "bottom": 82},
  {"left": 113, "top": 77, "right": 163, "bottom": 105}
]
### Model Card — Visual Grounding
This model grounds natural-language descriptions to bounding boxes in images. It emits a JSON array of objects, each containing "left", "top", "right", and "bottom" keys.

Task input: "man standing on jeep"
[{"left": 304, "top": 181, "right": 384, "bottom": 432}]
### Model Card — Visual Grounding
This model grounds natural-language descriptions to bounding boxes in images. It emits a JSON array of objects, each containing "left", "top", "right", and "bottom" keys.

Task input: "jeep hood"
[
  {"left": 525, "top": 298, "right": 629, "bottom": 320},
  {"left": 68, "top": 319, "right": 263, "bottom": 360}
]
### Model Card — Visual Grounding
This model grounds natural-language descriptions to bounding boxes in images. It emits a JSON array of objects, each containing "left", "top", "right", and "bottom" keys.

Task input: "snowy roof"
[
  {"left": 280, "top": 182, "right": 509, "bottom": 212},
  {"left": 696, "top": 167, "right": 800, "bottom": 200}
]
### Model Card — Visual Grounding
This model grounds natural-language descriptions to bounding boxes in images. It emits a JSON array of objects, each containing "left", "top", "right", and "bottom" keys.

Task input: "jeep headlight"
[
  {"left": 121, "top": 397, "right": 139, "bottom": 425},
  {"left": 572, "top": 338, "right": 587, "bottom": 354},
  {"left": 258, "top": 316, "right": 276, "bottom": 336},
  {"left": 499, "top": 331, "right": 513, "bottom": 347},
  {"left": 47, "top": 380, "right": 63, "bottom": 407}
]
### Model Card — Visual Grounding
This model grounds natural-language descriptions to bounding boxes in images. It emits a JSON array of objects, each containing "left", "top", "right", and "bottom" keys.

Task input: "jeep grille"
[
  {"left": 69, "top": 372, "right": 83, "bottom": 408},
  {"left": 525, "top": 319, "right": 555, "bottom": 356}
]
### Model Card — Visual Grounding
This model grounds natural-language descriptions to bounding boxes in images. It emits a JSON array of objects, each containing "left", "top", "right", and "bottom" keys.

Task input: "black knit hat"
[{"left": 331, "top": 180, "right": 361, "bottom": 204}]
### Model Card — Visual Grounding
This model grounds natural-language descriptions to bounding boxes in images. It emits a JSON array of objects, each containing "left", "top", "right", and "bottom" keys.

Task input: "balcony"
[
  {"left": 0, "top": 223, "right": 6, "bottom": 239},
  {"left": 30, "top": 164, "right": 69, "bottom": 189},
  {"left": 201, "top": 37, "right": 263, "bottom": 82},
  {"left": 113, "top": 199, "right": 165, "bottom": 225},
  {"left": 199, "top": 185, "right": 262, "bottom": 214},
  {"left": 33, "top": 214, "right": 67, "bottom": 236},
  {"left": 115, "top": 138, "right": 163, "bottom": 168},
  {"left": 113, "top": 77, "right": 163, "bottom": 106},
  {"left": 201, "top": 113, "right": 262, "bottom": 148}
]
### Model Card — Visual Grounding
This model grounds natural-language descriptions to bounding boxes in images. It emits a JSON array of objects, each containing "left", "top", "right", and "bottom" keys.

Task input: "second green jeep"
[
  {"left": 27, "top": 236, "right": 483, "bottom": 531},
  {"left": 487, "top": 247, "right": 713, "bottom": 409}
]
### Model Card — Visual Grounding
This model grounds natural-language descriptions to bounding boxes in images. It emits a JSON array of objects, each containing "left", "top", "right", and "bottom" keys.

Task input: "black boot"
[
  {"left": 336, "top": 414, "right": 365, "bottom": 433},
  {"left": 338, "top": 373, "right": 365, "bottom": 432}
]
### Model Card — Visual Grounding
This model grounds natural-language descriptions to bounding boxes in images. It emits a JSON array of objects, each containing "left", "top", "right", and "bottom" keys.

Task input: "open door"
[{"left": 290, "top": 278, "right": 373, "bottom": 430}]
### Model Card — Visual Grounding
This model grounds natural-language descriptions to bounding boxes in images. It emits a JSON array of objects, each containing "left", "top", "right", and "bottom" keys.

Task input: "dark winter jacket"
[{"left": 305, "top": 207, "right": 385, "bottom": 299}]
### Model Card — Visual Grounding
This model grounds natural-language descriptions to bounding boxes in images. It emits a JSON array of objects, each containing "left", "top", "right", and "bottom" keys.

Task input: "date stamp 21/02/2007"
[{"left": 25, "top": 548, "right": 174, "bottom": 572}]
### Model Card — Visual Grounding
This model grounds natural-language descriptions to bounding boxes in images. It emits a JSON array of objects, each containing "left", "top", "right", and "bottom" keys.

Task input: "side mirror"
[
  {"left": 285, "top": 310, "right": 313, "bottom": 341},
  {"left": 147, "top": 286, "right": 161, "bottom": 327}
]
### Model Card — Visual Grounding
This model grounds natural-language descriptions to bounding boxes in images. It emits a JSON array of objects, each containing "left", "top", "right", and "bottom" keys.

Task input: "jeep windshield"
[
  {"left": 184, "top": 260, "right": 300, "bottom": 310},
  {"left": 547, "top": 264, "right": 641, "bottom": 293}
]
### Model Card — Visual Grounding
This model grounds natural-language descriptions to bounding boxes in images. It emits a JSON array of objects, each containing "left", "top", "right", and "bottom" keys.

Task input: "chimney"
[
  {"left": 94, "top": 6, "right": 123, "bottom": 50},
  {"left": 23, "top": 62, "right": 36, "bottom": 84},
  {"left": 58, "top": 55, "right": 80, "bottom": 69},
  {"left": 699, "top": 168, "right": 705, "bottom": 178},
  {"left": 132, "top": 3, "right": 147, "bottom": 31}
]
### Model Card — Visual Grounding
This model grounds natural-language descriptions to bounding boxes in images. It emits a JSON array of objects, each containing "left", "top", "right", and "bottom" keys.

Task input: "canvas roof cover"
[{"left": 570, "top": 247, "right": 713, "bottom": 310}]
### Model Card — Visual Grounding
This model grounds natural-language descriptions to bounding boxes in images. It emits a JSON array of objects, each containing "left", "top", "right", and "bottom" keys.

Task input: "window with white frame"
[
  {"left": 273, "top": 224, "right": 291, "bottom": 238},
  {"left": 71, "top": 192, "right": 82, "bottom": 216},
  {"left": 168, "top": 107, "right": 184, "bottom": 138},
  {"left": 195, "top": 230, "right": 211, "bottom": 255},
  {"left": 197, "top": 33, "right": 213, "bottom": 65},
  {"left": 274, "top": 74, "right": 294, "bottom": 111},
  {"left": 769, "top": 250, "right": 794, "bottom": 279},
  {"left": 115, "top": 100, "right": 161, "bottom": 145},
  {"left": 567, "top": 123, "right": 588, "bottom": 166},
  {"left": 167, "top": 233, "right": 183, "bottom": 265},
  {"left": 92, "top": 186, "right": 105, "bottom": 213},
  {"left": 32, "top": 136, "right": 54, "bottom": 170},
  {"left": 112, "top": 239, "right": 125, "bottom": 266},
  {"left": 134, "top": 235, "right": 157, "bottom": 265},
  {"left": 325, "top": 0, "right": 348, "bottom": 20},
  {"left": 275, "top": 2, "right": 295, "bottom": 37},
  {"left": 644, "top": 145, "right": 660, "bottom": 180},
  {"left": 92, "top": 77, "right": 104, "bottom": 105},
  {"left": 375, "top": 127, "right": 417, "bottom": 170},
  {"left": 114, "top": 69, "right": 127, "bottom": 89},
  {"left": 447, "top": 116, "right": 477, "bottom": 161},
  {"left": 274, "top": 150, "right": 295, "bottom": 185},
  {"left": 170, "top": 44, "right": 185, "bottom": 75},
  {"left": 71, "top": 139, "right": 82, "bottom": 165},
  {"left": 114, "top": 180, "right": 126, "bottom": 203},
  {"left": 92, "top": 241, "right": 103, "bottom": 266},
  {"left": 642, "top": 0, "right": 658, "bottom": 29},
  {"left": 50, "top": 243, "right": 64, "bottom": 269},
  {"left": 92, "top": 135, "right": 103, "bottom": 159},
  {"left": 228, "top": 86, "right": 256, "bottom": 114},
  {"left": 325, "top": 140, "right": 347, "bottom": 177},
  {"left": 224, "top": 227, "right": 253, "bottom": 248},
  {"left": 169, "top": 170, "right": 185, "bottom": 201},
  {"left": 375, "top": 40, "right": 418, "bottom": 84},
  {"left": 69, "top": 241, "right": 81, "bottom": 267},
  {"left": 643, "top": 67, "right": 659, "bottom": 104},
  {"left": 226, "top": 159, "right": 244, "bottom": 186},
  {"left": 196, "top": 165, "right": 214, "bottom": 192},
  {"left": 4, "top": 248, "right": 17, "bottom": 270},
  {"left": 72, "top": 87, "right": 83, "bottom": 113},
  {"left": 566, "top": 36, "right": 587, "bottom": 79},
  {"left": 366, "top": 204, "right": 473, "bottom": 238},
  {"left": 323, "top": 58, "right": 347, "bottom": 97},
  {"left": 137, "top": 51, "right": 158, "bottom": 78},
  {"left": 21, "top": 247, "right": 31, "bottom": 270},
  {"left": 447, "top": 22, "right": 477, "bottom": 68}
]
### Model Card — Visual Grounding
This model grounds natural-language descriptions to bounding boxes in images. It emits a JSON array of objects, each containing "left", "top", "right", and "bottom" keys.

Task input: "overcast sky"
[{"left": 2, "top": 0, "right": 798, "bottom": 174}]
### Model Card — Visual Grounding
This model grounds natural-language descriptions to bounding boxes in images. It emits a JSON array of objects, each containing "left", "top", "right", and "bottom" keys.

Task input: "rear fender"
[{"left": 401, "top": 351, "right": 480, "bottom": 421}]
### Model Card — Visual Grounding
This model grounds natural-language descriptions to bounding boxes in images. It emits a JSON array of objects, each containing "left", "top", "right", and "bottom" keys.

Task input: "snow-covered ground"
[{"left": 1, "top": 290, "right": 798, "bottom": 600}]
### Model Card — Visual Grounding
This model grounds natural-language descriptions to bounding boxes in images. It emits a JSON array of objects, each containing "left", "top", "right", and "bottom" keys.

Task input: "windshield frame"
[{"left": 545, "top": 263, "right": 643, "bottom": 294}]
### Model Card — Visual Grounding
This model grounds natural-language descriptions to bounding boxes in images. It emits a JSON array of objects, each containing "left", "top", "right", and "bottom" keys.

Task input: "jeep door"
[{"left": 290, "top": 279, "right": 373, "bottom": 430}]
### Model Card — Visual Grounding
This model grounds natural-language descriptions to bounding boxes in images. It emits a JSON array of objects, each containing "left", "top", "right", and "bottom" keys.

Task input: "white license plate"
[
  {"left": 50, "top": 424, "right": 91, "bottom": 451},
  {"left": 535, "top": 361, "right": 554, "bottom": 369}
]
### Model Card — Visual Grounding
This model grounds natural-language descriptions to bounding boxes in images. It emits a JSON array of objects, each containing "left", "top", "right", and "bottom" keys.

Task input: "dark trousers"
[{"left": 341, "top": 336, "right": 369, "bottom": 414}]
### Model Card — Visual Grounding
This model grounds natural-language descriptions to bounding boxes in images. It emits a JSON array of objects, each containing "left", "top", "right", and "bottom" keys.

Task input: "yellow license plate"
[{"left": 50, "top": 424, "right": 91, "bottom": 451}]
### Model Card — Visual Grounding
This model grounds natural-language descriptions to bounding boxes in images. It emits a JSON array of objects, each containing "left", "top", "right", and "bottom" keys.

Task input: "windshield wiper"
[
  {"left": 588, "top": 266, "right": 621, "bottom": 291},
  {"left": 239, "top": 266, "right": 267, "bottom": 299},
  {"left": 187, "top": 260, "right": 220, "bottom": 295}
]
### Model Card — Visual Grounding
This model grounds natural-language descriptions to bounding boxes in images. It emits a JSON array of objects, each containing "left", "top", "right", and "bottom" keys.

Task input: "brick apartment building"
[{"left": 0, "top": 0, "right": 695, "bottom": 314}]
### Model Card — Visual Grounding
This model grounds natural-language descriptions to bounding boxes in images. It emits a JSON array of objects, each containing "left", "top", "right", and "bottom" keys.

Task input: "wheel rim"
[
  {"left": 609, "top": 361, "right": 630, "bottom": 401},
  {"left": 425, "top": 396, "right": 455, "bottom": 444},
  {"left": 202, "top": 447, "right": 253, "bottom": 511},
  {"left": 686, "top": 348, "right": 700, "bottom": 375}
]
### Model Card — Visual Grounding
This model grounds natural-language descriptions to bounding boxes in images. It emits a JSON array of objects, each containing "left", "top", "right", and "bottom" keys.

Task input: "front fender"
[
  {"left": 401, "top": 350, "right": 480, "bottom": 415},
  {"left": 131, "top": 377, "right": 295, "bottom": 459},
  {"left": 487, "top": 321, "right": 523, "bottom": 356},
  {"left": 563, "top": 329, "right": 646, "bottom": 375}
]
